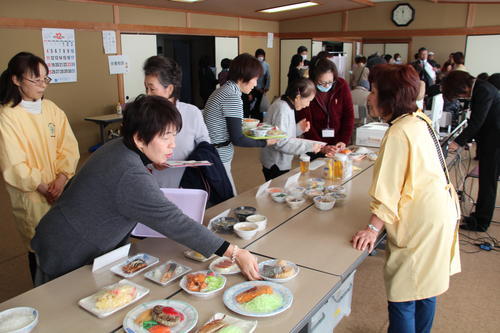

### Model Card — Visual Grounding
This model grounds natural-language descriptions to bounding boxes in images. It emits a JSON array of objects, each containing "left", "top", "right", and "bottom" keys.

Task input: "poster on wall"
[
  {"left": 108, "top": 55, "right": 129, "bottom": 74},
  {"left": 102, "top": 30, "right": 117, "bottom": 54},
  {"left": 267, "top": 32, "right": 274, "bottom": 48},
  {"left": 42, "top": 28, "right": 77, "bottom": 83}
]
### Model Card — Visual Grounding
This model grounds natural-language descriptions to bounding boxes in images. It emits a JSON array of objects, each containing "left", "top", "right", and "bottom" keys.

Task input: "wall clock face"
[{"left": 392, "top": 3, "right": 415, "bottom": 27}]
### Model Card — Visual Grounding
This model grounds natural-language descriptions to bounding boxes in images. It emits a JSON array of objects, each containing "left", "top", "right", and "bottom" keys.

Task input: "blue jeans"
[{"left": 388, "top": 297, "right": 436, "bottom": 333}]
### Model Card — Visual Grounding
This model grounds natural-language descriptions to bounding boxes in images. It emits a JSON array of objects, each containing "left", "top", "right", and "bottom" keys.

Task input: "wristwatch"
[{"left": 368, "top": 224, "right": 380, "bottom": 233}]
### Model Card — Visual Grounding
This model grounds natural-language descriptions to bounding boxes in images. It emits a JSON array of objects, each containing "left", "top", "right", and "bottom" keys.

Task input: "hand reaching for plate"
[
  {"left": 321, "top": 145, "right": 338, "bottom": 157},
  {"left": 311, "top": 143, "right": 323, "bottom": 153},
  {"left": 224, "top": 245, "right": 260, "bottom": 281},
  {"left": 235, "top": 249, "right": 261, "bottom": 281}
]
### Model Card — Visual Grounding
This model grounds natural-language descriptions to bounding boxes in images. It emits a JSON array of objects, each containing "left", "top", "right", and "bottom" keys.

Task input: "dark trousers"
[
  {"left": 388, "top": 297, "right": 436, "bottom": 333},
  {"left": 262, "top": 165, "right": 289, "bottom": 181},
  {"left": 250, "top": 89, "right": 264, "bottom": 121},
  {"left": 473, "top": 144, "right": 500, "bottom": 229}
]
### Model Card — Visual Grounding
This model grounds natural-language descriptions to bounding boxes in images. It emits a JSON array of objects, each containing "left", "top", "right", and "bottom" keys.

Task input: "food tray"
[
  {"left": 197, "top": 312, "right": 257, "bottom": 333},
  {"left": 110, "top": 253, "right": 159, "bottom": 278},
  {"left": 78, "top": 279, "right": 149, "bottom": 319},
  {"left": 183, "top": 250, "right": 216, "bottom": 262},
  {"left": 144, "top": 260, "right": 191, "bottom": 286}
]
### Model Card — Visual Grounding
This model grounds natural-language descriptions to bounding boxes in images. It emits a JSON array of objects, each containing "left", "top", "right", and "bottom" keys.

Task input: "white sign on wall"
[
  {"left": 108, "top": 55, "right": 129, "bottom": 74},
  {"left": 102, "top": 30, "right": 117, "bottom": 54},
  {"left": 42, "top": 28, "right": 77, "bottom": 83}
]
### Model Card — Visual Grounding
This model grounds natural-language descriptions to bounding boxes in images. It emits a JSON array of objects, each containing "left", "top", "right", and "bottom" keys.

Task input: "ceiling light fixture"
[
  {"left": 169, "top": 0, "right": 204, "bottom": 3},
  {"left": 258, "top": 1, "right": 319, "bottom": 14}
]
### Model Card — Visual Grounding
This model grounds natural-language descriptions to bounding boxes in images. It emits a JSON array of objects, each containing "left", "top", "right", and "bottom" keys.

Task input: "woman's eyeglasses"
[
  {"left": 317, "top": 80, "right": 334, "bottom": 87},
  {"left": 24, "top": 77, "right": 52, "bottom": 85}
]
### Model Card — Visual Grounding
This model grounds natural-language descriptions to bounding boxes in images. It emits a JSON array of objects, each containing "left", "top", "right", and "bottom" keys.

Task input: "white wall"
[
  {"left": 215, "top": 37, "right": 239, "bottom": 81},
  {"left": 121, "top": 34, "right": 157, "bottom": 102},
  {"left": 465, "top": 35, "right": 500, "bottom": 76},
  {"left": 363, "top": 43, "right": 384, "bottom": 57},
  {"left": 312, "top": 40, "right": 323, "bottom": 57}
]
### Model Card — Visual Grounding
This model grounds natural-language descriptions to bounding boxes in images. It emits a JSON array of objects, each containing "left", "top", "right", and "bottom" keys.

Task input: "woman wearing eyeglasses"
[
  {"left": 0, "top": 52, "right": 79, "bottom": 281},
  {"left": 295, "top": 57, "right": 354, "bottom": 158}
]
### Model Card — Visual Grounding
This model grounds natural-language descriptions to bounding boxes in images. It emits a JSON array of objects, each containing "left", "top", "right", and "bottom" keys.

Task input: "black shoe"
[
  {"left": 460, "top": 216, "right": 488, "bottom": 232},
  {"left": 460, "top": 223, "right": 487, "bottom": 232}
]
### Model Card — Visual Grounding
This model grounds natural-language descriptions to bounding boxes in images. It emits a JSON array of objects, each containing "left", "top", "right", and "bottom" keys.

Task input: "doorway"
[{"left": 157, "top": 34, "right": 215, "bottom": 108}]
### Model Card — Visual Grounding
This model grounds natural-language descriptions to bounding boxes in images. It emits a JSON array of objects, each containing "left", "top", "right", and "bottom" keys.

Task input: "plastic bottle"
[{"left": 116, "top": 103, "right": 122, "bottom": 115}]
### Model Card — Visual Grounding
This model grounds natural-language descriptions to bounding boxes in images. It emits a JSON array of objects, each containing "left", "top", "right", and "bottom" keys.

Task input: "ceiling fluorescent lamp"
[{"left": 258, "top": 1, "right": 319, "bottom": 14}]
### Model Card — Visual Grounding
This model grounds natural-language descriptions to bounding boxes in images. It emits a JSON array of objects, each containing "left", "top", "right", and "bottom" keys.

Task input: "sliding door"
[{"left": 121, "top": 34, "right": 157, "bottom": 102}]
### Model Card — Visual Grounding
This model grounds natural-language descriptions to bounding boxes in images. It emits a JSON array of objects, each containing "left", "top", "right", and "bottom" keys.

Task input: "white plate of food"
[
  {"left": 180, "top": 270, "right": 227, "bottom": 298},
  {"left": 184, "top": 250, "right": 217, "bottom": 262},
  {"left": 123, "top": 299, "right": 198, "bottom": 333},
  {"left": 144, "top": 260, "right": 191, "bottom": 286},
  {"left": 223, "top": 281, "right": 293, "bottom": 318},
  {"left": 258, "top": 259, "right": 299, "bottom": 283},
  {"left": 197, "top": 312, "right": 257, "bottom": 333},
  {"left": 78, "top": 279, "right": 149, "bottom": 318},
  {"left": 209, "top": 257, "right": 241, "bottom": 275},
  {"left": 110, "top": 253, "right": 159, "bottom": 278}
]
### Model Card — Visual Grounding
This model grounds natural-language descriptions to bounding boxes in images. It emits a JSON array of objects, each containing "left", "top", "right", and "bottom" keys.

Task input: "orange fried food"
[
  {"left": 186, "top": 273, "right": 207, "bottom": 292},
  {"left": 236, "top": 285, "right": 273, "bottom": 304}
]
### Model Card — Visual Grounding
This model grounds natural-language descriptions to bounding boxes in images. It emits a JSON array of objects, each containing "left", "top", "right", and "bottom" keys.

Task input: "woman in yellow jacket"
[
  {"left": 352, "top": 64, "right": 460, "bottom": 333},
  {"left": 0, "top": 52, "right": 79, "bottom": 281}
]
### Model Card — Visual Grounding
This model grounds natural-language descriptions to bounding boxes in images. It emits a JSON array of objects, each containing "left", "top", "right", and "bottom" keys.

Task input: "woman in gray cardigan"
[
  {"left": 260, "top": 78, "right": 323, "bottom": 180},
  {"left": 31, "top": 95, "right": 259, "bottom": 285}
]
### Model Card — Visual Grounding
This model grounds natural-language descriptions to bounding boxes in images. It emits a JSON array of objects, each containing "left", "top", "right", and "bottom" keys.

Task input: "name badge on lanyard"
[{"left": 322, "top": 128, "right": 335, "bottom": 138}]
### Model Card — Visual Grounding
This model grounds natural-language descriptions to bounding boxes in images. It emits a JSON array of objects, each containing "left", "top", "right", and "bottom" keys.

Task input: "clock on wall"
[{"left": 391, "top": 3, "right": 415, "bottom": 27}]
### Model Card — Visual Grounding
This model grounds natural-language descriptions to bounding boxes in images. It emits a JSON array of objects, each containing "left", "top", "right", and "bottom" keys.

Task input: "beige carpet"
[{"left": 1, "top": 147, "right": 499, "bottom": 333}]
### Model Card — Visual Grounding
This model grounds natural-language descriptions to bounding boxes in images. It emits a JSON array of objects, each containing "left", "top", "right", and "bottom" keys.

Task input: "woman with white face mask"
[
  {"left": 295, "top": 58, "right": 355, "bottom": 158},
  {"left": 297, "top": 45, "right": 309, "bottom": 67},
  {"left": 0, "top": 52, "right": 79, "bottom": 281}
]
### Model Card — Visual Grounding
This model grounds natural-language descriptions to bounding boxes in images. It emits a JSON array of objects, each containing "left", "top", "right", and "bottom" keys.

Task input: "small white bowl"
[
  {"left": 304, "top": 188, "right": 324, "bottom": 200},
  {"left": 252, "top": 128, "right": 268, "bottom": 137},
  {"left": 287, "top": 186, "right": 305, "bottom": 199},
  {"left": 313, "top": 195, "right": 336, "bottom": 211},
  {"left": 326, "top": 185, "right": 346, "bottom": 194},
  {"left": 329, "top": 192, "right": 347, "bottom": 205},
  {"left": 246, "top": 214, "right": 267, "bottom": 231},
  {"left": 233, "top": 222, "right": 259, "bottom": 240},
  {"left": 271, "top": 192, "right": 288, "bottom": 203},
  {"left": 286, "top": 196, "right": 305, "bottom": 209},
  {"left": 266, "top": 187, "right": 284, "bottom": 195},
  {"left": 242, "top": 118, "right": 260, "bottom": 129},
  {"left": 0, "top": 307, "right": 39, "bottom": 333}
]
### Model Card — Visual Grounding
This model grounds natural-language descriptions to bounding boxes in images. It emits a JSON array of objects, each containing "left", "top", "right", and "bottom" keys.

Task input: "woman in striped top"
[{"left": 203, "top": 53, "right": 277, "bottom": 194}]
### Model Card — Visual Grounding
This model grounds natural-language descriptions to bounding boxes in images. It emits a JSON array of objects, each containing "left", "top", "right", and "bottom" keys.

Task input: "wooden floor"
[{"left": 0, "top": 146, "right": 499, "bottom": 333}]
